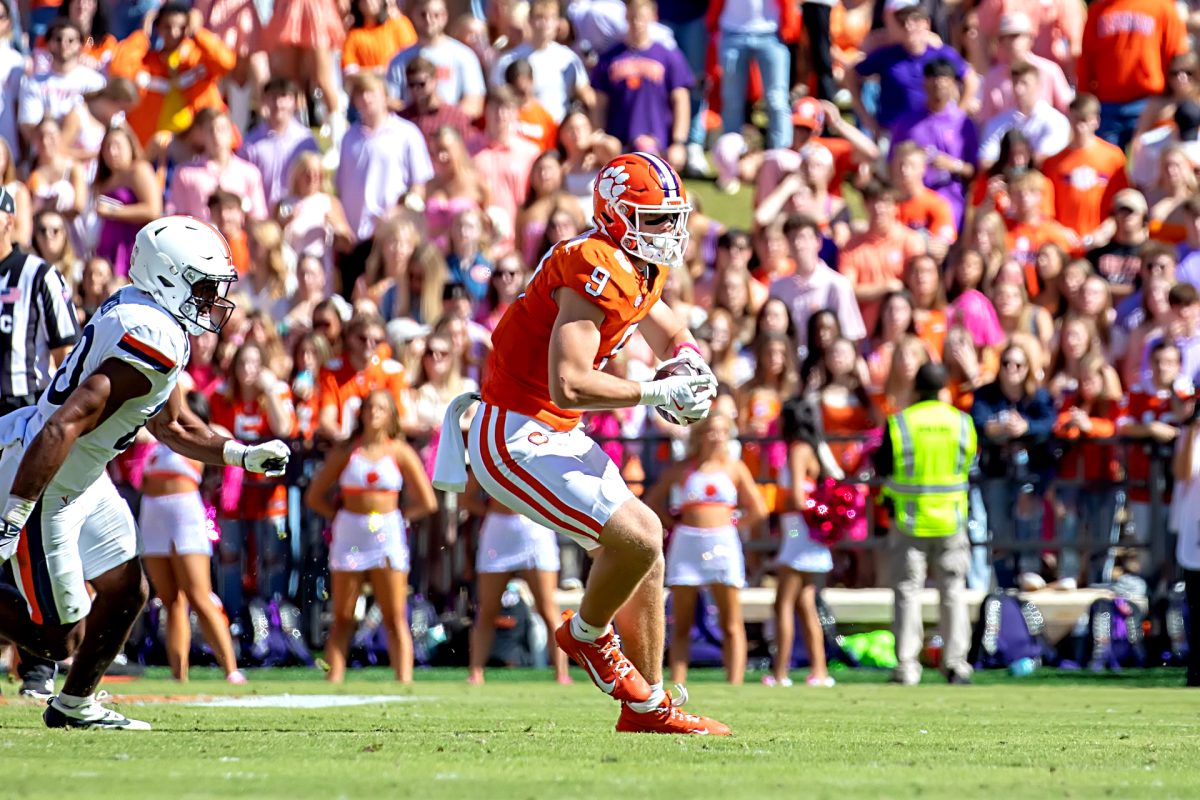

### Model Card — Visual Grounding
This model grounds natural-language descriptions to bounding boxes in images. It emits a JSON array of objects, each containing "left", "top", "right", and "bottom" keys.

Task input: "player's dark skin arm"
[
  {"left": 146, "top": 382, "right": 239, "bottom": 463},
  {"left": 10, "top": 359, "right": 149, "bottom": 503}
]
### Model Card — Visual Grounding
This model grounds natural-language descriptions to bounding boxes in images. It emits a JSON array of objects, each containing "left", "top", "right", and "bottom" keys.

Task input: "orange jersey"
[
  {"left": 108, "top": 28, "right": 237, "bottom": 145},
  {"left": 1121, "top": 387, "right": 1187, "bottom": 501},
  {"left": 210, "top": 384, "right": 297, "bottom": 519},
  {"left": 483, "top": 230, "right": 666, "bottom": 432},
  {"left": 318, "top": 355, "right": 409, "bottom": 438},
  {"left": 517, "top": 100, "right": 558, "bottom": 153},
  {"left": 1006, "top": 218, "right": 1081, "bottom": 295},
  {"left": 897, "top": 187, "right": 957, "bottom": 243},
  {"left": 342, "top": 15, "right": 418, "bottom": 73},
  {"left": 1040, "top": 139, "right": 1129, "bottom": 236},
  {"left": 1078, "top": 0, "right": 1187, "bottom": 104}
]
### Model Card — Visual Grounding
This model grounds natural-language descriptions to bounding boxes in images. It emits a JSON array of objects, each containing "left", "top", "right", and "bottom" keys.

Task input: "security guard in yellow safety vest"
[{"left": 872, "top": 362, "right": 977, "bottom": 685}]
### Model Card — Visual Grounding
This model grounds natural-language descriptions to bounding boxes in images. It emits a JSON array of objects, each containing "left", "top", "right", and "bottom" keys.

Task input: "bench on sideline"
[{"left": 554, "top": 587, "right": 1134, "bottom": 643}]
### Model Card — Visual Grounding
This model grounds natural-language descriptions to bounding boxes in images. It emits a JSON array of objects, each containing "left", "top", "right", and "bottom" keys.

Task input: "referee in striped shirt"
[{"left": 0, "top": 186, "right": 80, "bottom": 699}]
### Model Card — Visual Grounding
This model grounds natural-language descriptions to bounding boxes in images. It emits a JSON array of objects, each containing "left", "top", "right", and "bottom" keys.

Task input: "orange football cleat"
[
  {"left": 615, "top": 687, "right": 731, "bottom": 736},
  {"left": 555, "top": 610, "right": 651, "bottom": 703}
]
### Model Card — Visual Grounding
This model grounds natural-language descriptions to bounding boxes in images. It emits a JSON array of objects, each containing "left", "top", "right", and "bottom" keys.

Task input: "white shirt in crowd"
[
  {"left": 0, "top": 43, "right": 23, "bottom": 157},
  {"left": 719, "top": 0, "right": 782, "bottom": 33},
  {"left": 17, "top": 64, "right": 105, "bottom": 129},
  {"left": 490, "top": 42, "right": 590, "bottom": 123},
  {"left": 978, "top": 100, "right": 1071, "bottom": 165},
  {"left": 386, "top": 38, "right": 486, "bottom": 109}
]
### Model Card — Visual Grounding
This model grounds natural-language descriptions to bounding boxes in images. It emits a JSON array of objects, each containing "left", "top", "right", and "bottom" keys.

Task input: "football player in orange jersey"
[{"left": 434, "top": 152, "right": 729, "bottom": 735}]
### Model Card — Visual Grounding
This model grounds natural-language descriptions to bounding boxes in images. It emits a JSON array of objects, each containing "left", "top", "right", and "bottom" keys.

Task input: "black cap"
[
  {"left": 1176, "top": 101, "right": 1200, "bottom": 140},
  {"left": 914, "top": 361, "right": 947, "bottom": 399},
  {"left": 442, "top": 281, "right": 468, "bottom": 302},
  {"left": 0, "top": 186, "right": 14, "bottom": 215}
]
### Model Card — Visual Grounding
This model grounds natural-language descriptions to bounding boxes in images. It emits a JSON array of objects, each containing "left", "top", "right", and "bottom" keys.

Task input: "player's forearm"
[
  {"left": 150, "top": 417, "right": 231, "bottom": 466},
  {"left": 551, "top": 367, "right": 644, "bottom": 411},
  {"left": 9, "top": 422, "right": 76, "bottom": 502}
]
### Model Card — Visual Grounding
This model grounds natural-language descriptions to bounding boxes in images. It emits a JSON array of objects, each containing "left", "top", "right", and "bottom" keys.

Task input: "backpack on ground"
[
  {"left": 1085, "top": 595, "right": 1147, "bottom": 671},
  {"left": 969, "top": 590, "right": 1049, "bottom": 669}
]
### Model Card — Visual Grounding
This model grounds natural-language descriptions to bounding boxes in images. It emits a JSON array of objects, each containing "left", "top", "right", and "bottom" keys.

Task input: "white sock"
[
  {"left": 570, "top": 613, "right": 610, "bottom": 643},
  {"left": 56, "top": 691, "right": 92, "bottom": 709},
  {"left": 627, "top": 682, "right": 666, "bottom": 714}
]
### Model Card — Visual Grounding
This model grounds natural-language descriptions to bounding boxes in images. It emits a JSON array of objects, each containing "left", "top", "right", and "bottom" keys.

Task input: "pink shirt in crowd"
[
  {"left": 978, "top": 51, "right": 1074, "bottom": 121},
  {"left": 336, "top": 114, "right": 434, "bottom": 242},
  {"left": 167, "top": 154, "right": 269, "bottom": 222}
]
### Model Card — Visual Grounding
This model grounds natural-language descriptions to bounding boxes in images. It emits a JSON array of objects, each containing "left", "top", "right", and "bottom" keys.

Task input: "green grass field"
[{"left": 1, "top": 667, "right": 1197, "bottom": 799}]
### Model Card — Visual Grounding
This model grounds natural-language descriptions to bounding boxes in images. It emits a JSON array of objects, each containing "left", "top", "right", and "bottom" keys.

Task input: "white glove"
[
  {"left": 657, "top": 343, "right": 716, "bottom": 386},
  {"left": 0, "top": 496, "right": 34, "bottom": 564},
  {"left": 639, "top": 373, "right": 716, "bottom": 420},
  {"left": 0, "top": 520, "right": 19, "bottom": 563},
  {"left": 224, "top": 439, "right": 291, "bottom": 477}
]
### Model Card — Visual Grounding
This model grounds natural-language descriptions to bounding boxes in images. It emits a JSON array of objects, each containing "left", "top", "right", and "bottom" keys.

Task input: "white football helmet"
[{"left": 129, "top": 216, "right": 238, "bottom": 336}]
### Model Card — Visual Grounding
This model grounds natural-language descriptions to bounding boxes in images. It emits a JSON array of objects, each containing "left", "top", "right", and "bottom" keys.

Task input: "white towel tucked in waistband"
[
  {"left": 432, "top": 392, "right": 481, "bottom": 493},
  {"left": 0, "top": 406, "right": 37, "bottom": 449}
]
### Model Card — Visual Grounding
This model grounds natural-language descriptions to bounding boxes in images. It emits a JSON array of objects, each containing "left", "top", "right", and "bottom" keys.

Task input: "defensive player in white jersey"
[{"left": 0, "top": 216, "right": 290, "bottom": 730}]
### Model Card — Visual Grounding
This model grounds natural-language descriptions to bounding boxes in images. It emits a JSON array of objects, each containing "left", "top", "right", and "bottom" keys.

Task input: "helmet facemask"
[
  {"left": 613, "top": 199, "right": 692, "bottom": 269},
  {"left": 179, "top": 266, "right": 237, "bottom": 335}
]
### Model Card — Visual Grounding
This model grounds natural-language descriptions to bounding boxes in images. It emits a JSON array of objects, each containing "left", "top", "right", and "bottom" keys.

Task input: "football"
[{"left": 653, "top": 360, "right": 703, "bottom": 426}]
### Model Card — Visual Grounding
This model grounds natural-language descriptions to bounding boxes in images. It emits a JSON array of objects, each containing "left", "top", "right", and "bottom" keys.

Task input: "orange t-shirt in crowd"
[
  {"left": 210, "top": 383, "right": 298, "bottom": 520},
  {"left": 1053, "top": 398, "right": 1121, "bottom": 482},
  {"left": 1006, "top": 218, "right": 1081, "bottom": 295},
  {"left": 970, "top": 170, "right": 1056, "bottom": 221},
  {"left": 1121, "top": 386, "right": 1188, "bottom": 501},
  {"left": 1078, "top": 0, "right": 1187, "bottom": 104},
  {"left": 839, "top": 225, "right": 927, "bottom": 333},
  {"left": 1040, "top": 138, "right": 1130, "bottom": 237},
  {"left": 318, "top": 355, "right": 409, "bottom": 439},
  {"left": 914, "top": 308, "right": 949, "bottom": 357},
  {"left": 897, "top": 187, "right": 957, "bottom": 242},
  {"left": 820, "top": 397, "right": 876, "bottom": 473},
  {"left": 1149, "top": 219, "right": 1188, "bottom": 244},
  {"left": 224, "top": 228, "right": 250, "bottom": 275},
  {"left": 517, "top": 100, "right": 558, "bottom": 153},
  {"left": 342, "top": 15, "right": 418, "bottom": 73},
  {"left": 483, "top": 230, "right": 665, "bottom": 432}
]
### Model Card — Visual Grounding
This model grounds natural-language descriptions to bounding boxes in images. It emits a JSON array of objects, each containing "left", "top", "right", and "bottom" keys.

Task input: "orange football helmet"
[{"left": 593, "top": 151, "right": 692, "bottom": 268}]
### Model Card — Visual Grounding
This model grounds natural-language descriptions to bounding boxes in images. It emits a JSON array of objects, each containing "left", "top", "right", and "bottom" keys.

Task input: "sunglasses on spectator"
[
  {"left": 1001, "top": 358, "right": 1027, "bottom": 369},
  {"left": 353, "top": 332, "right": 382, "bottom": 345},
  {"left": 407, "top": 76, "right": 432, "bottom": 87},
  {"left": 313, "top": 318, "right": 336, "bottom": 330}
]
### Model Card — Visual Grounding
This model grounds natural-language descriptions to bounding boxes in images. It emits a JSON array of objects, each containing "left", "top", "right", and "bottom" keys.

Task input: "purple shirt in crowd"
[
  {"left": 891, "top": 103, "right": 979, "bottom": 225},
  {"left": 855, "top": 43, "right": 968, "bottom": 132},
  {"left": 239, "top": 118, "right": 320, "bottom": 209},
  {"left": 1176, "top": 244, "right": 1200, "bottom": 289},
  {"left": 591, "top": 40, "right": 693, "bottom": 149}
]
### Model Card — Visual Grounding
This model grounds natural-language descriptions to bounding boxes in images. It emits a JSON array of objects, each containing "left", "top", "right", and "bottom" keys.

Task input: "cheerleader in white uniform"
[
  {"left": 766, "top": 396, "right": 836, "bottom": 688},
  {"left": 305, "top": 390, "right": 438, "bottom": 683},
  {"left": 139, "top": 392, "right": 244, "bottom": 683},
  {"left": 461, "top": 471, "right": 570, "bottom": 684},
  {"left": 646, "top": 411, "right": 767, "bottom": 686}
]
